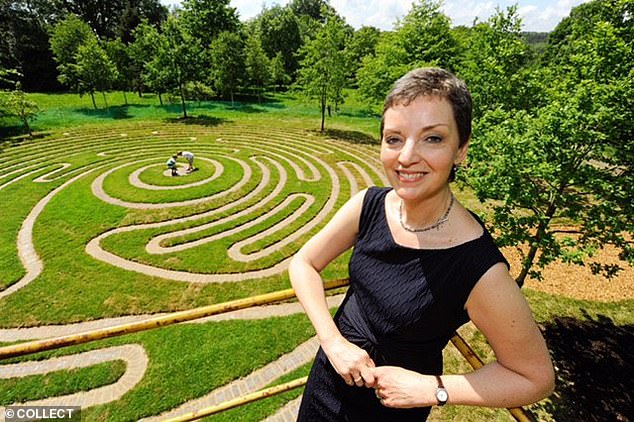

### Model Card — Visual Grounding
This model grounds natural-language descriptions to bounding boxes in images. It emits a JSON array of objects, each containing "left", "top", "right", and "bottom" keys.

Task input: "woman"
[{"left": 289, "top": 67, "right": 554, "bottom": 421}]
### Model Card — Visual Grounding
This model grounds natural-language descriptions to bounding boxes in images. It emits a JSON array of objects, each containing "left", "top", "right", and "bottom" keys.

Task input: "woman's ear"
[{"left": 455, "top": 138, "right": 470, "bottom": 166}]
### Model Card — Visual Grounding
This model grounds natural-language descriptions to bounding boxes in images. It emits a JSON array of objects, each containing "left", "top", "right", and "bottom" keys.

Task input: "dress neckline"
[{"left": 380, "top": 188, "right": 485, "bottom": 251}]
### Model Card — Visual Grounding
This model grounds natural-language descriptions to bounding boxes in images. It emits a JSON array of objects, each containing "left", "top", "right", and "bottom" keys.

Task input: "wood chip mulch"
[{"left": 502, "top": 245, "right": 633, "bottom": 302}]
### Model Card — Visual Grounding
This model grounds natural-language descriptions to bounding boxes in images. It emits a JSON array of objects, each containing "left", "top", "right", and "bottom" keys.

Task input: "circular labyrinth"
[{"left": 0, "top": 121, "right": 386, "bottom": 419}]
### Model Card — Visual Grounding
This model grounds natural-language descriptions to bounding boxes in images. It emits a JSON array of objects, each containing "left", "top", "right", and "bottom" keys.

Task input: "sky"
[{"left": 159, "top": 0, "right": 592, "bottom": 32}]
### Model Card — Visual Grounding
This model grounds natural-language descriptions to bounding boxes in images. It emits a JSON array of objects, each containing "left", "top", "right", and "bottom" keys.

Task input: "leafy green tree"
[
  {"left": 244, "top": 33, "right": 271, "bottom": 102},
  {"left": 117, "top": 0, "right": 168, "bottom": 43},
  {"left": 104, "top": 38, "right": 133, "bottom": 104},
  {"left": 179, "top": 0, "right": 239, "bottom": 48},
  {"left": 145, "top": 16, "right": 203, "bottom": 118},
  {"left": 466, "top": 0, "right": 633, "bottom": 285},
  {"left": 256, "top": 5, "right": 302, "bottom": 79},
  {"left": 0, "top": 1, "right": 62, "bottom": 92},
  {"left": 51, "top": 0, "right": 167, "bottom": 39},
  {"left": 289, "top": 0, "right": 338, "bottom": 42},
  {"left": 356, "top": 0, "right": 458, "bottom": 103},
  {"left": 54, "top": 0, "right": 124, "bottom": 38},
  {"left": 129, "top": 21, "right": 160, "bottom": 98},
  {"left": 456, "top": 6, "right": 535, "bottom": 118},
  {"left": 209, "top": 31, "right": 245, "bottom": 106},
  {"left": 1, "top": 82, "right": 39, "bottom": 137},
  {"left": 344, "top": 26, "right": 381, "bottom": 87},
  {"left": 74, "top": 37, "right": 119, "bottom": 109},
  {"left": 50, "top": 14, "right": 95, "bottom": 92},
  {"left": 269, "top": 52, "right": 290, "bottom": 91},
  {"left": 289, "top": 0, "right": 334, "bottom": 22},
  {"left": 295, "top": 11, "right": 350, "bottom": 131}
]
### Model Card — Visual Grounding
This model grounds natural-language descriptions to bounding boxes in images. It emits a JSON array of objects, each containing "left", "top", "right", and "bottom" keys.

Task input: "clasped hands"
[{"left": 322, "top": 336, "right": 435, "bottom": 408}]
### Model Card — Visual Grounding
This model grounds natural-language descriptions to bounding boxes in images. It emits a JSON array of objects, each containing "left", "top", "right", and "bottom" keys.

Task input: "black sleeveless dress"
[{"left": 297, "top": 187, "right": 508, "bottom": 421}]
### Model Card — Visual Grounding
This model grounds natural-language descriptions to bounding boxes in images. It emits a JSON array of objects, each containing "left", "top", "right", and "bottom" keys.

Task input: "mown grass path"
[{"left": 0, "top": 120, "right": 384, "bottom": 420}]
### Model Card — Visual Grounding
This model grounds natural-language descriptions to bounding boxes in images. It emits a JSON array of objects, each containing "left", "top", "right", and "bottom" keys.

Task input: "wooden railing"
[{"left": 0, "top": 278, "right": 535, "bottom": 421}]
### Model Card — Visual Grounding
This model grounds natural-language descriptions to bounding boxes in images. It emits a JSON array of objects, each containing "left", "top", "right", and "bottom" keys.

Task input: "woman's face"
[{"left": 380, "top": 96, "right": 468, "bottom": 202}]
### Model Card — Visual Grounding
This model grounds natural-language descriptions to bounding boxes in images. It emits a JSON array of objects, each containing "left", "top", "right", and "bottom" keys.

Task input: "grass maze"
[{"left": 0, "top": 121, "right": 387, "bottom": 420}]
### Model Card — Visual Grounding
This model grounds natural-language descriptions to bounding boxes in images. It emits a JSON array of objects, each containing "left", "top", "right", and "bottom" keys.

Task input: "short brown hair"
[{"left": 380, "top": 67, "right": 472, "bottom": 147}]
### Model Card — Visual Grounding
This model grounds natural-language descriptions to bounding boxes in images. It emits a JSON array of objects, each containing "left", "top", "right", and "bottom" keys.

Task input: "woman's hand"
[
  {"left": 321, "top": 335, "right": 376, "bottom": 387},
  {"left": 371, "top": 366, "right": 435, "bottom": 408}
]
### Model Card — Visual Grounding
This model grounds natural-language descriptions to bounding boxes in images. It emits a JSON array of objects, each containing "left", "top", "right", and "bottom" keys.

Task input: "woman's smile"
[{"left": 396, "top": 169, "right": 428, "bottom": 182}]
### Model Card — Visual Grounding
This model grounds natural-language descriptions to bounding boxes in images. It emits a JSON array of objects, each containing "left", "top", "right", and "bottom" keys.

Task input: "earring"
[{"left": 449, "top": 164, "right": 458, "bottom": 182}]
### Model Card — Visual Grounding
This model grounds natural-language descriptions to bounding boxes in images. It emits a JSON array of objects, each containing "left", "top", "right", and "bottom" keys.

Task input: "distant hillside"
[{"left": 522, "top": 31, "right": 549, "bottom": 47}]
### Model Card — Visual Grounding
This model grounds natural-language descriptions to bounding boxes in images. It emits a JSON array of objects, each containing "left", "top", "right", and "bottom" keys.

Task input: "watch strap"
[{"left": 435, "top": 375, "right": 448, "bottom": 406}]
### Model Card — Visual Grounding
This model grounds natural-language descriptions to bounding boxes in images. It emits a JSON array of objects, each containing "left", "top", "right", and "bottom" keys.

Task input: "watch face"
[{"left": 437, "top": 389, "right": 448, "bottom": 402}]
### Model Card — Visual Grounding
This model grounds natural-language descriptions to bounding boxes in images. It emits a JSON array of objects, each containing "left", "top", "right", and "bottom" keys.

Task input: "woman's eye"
[
  {"left": 425, "top": 135, "right": 442, "bottom": 143},
  {"left": 385, "top": 136, "right": 402, "bottom": 145}
]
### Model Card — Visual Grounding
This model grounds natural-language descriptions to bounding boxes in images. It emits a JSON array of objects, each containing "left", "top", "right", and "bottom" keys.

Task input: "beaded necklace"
[{"left": 399, "top": 194, "right": 454, "bottom": 233}]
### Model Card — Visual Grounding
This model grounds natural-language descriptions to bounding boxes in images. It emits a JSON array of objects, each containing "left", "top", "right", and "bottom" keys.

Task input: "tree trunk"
[
  {"left": 320, "top": 92, "right": 326, "bottom": 132},
  {"left": 180, "top": 83, "right": 188, "bottom": 119},
  {"left": 515, "top": 195, "right": 561, "bottom": 286},
  {"left": 123, "top": 91, "right": 128, "bottom": 105},
  {"left": 22, "top": 117, "right": 32, "bottom": 137},
  {"left": 515, "top": 242, "right": 539, "bottom": 287},
  {"left": 90, "top": 91, "right": 97, "bottom": 109},
  {"left": 158, "top": 92, "right": 163, "bottom": 106},
  {"left": 102, "top": 92, "right": 108, "bottom": 108}
]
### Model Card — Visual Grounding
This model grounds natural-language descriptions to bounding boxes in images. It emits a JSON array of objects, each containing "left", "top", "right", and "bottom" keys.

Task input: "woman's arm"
[
  {"left": 371, "top": 263, "right": 554, "bottom": 408},
  {"left": 446, "top": 262, "right": 555, "bottom": 407},
  {"left": 289, "top": 189, "right": 376, "bottom": 386}
]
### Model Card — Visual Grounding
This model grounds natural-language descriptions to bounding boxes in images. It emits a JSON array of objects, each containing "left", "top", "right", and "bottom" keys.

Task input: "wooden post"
[
  {"left": 450, "top": 332, "right": 537, "bottom": 422},
  {"left": 0, "top": 279, "right": 349, "bottom": 360},
  {"left": 163, "top": 377, "right": 309, "bottom": 422}
]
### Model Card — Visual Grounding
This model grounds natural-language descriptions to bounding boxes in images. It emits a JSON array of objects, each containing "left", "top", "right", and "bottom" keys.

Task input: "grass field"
[{"left": 0, "top": 90, "right": 631, "bottom": 421}]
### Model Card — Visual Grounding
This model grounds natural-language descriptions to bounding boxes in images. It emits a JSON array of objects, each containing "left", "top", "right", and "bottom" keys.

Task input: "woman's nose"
[{"left": 398, "top": 139, "right": 421, "bottom": 166}]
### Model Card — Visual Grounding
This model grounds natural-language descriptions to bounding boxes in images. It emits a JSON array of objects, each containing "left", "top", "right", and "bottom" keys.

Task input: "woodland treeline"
[{"left": 0, "top": 0, "right": 632, "bottom": 287}]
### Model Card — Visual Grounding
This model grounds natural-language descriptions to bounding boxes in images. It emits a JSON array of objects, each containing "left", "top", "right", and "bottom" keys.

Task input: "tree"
[
  {"left": 466, "top": 0, "right": 633, "bottom": 285},
  {"left": 50, "top": 14, "right": 95, "bottom": 93},
  {"left": 209, "top": 31, "right": 245, "bottom": 106},
  {"left": 179, "top": 0, "right": 239, "bottom": 48},
  {"left": 145, "top": 16, "right": 203, "bottom": 118},
  {"left": 55, "top": 0, "right": 124, "bottom": 38},
  {"left": 269, "top": 52, "right": 290, "bottom": 91},
  {"left": 244, "top": 32, "right": 270, "bottom": 102},
  {"left": 117, "top": 0, "right": 168, "bottom": 44},
  {"left": 455, "top": 6, "right": 535, "bottom": 118},
  {"left": 356, "top": 0, "right": 458, "bottom": 103},
  {"left": 104, "top": 38, "right": 133, "bottom": 104},
  {"left": 256, "top": 5, "right": 302, "bottom": 79},
  {"left": 74, "top": 37, "right": 119, "bottom": 108},
  {"left": 289, "top": 0, "right": 337, "bottom": 42},
  {"left": 295, "top": 11, "right": 350, "bottom": 131},
  {"left": 52, "top": 0, "right": 167, "bottom": 39},
  {"left": 1, "top": 82, "right": 39, "bottom": 137},
  {"left": 0, "top": 1, "right": 62, "bottom": 92},
  {"left": 344, "top": 26, "right": 381, "bottom": 87},
  {"left": 289, "top": 0, "right": 333, "bottom": 22},
  {"left": 129, "top": 21, "right": 160, "bottom": 98}
]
